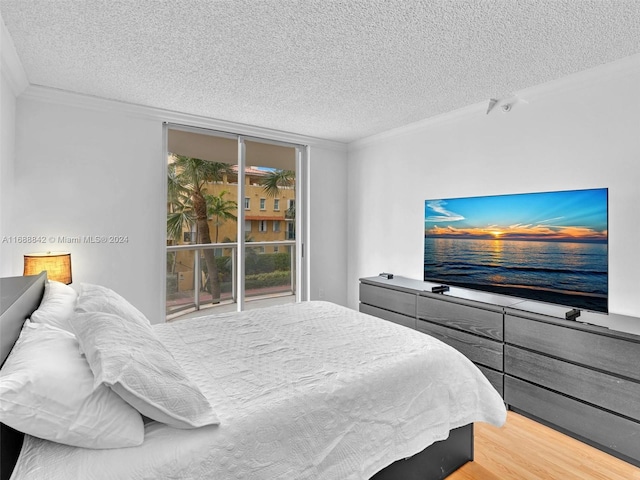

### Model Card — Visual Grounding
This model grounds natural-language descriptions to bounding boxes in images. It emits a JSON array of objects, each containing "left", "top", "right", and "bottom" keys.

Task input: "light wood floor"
[{"left": 448, "top": 411, "right": 640, "bottom": 480}]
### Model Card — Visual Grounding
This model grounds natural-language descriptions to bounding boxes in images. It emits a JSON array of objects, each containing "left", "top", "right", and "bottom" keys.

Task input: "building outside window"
[
  {"left": 260, "top": 198, "right": 266, "bottom": 210},
  {"left": 258, "top": 220, "right": 267, "bottom": 232},
  {"left": 244, "top": 197, "right": 250, "bottom": 210},
  {"left": 274, "top": 198, "right": 280, "bottom": 211}
]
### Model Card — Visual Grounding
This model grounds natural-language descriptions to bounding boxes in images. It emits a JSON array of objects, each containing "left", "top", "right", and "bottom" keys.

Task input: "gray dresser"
[{"left": 359, "top": 275, "right": 640, "bottom": 467}]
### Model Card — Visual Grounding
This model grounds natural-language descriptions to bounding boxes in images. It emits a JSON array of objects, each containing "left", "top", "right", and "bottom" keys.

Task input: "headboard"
[{"left": 0, "top": 272, "right": 46, "bottom": 480}]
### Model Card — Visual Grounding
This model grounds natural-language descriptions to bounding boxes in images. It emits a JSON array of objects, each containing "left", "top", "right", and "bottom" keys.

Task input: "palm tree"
[
  {"left": 260, "top": 169, "right": 295, "bottom": 197},
  {"left": 167, "top": 155, "right": 233, "bottom": 303},
  {"left": 206, "top": 190, "right": 237, "bottom": 243},
  {"left": 167, "top": 162, "right": 193, "bottom": 243}
]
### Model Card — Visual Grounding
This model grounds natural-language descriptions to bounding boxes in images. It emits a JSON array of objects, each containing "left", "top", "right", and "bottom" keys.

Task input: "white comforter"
[{"left": 12, "top": 301, "right": 506, "bottom": 480}]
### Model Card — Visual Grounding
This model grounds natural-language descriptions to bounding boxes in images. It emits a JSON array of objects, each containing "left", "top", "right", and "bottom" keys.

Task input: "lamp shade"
[{"left": 24, "top": 252, "right": 72, "bottom": 284}]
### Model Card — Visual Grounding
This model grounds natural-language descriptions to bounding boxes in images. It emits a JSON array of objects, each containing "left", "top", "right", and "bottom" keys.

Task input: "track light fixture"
[{"left": 486, "top": 94, "right": 527, "bottom": 115}]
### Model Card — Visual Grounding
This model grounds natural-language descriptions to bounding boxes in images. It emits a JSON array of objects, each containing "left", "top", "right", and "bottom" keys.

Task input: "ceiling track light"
[{"left": 486, "top": 94, "right": 528, "bottom": 115}]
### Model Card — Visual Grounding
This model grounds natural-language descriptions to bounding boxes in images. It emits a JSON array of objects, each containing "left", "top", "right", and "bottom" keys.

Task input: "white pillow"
[
  {"left": 0, "top": 321, "right": 144, "bottom": 448},
  {"left": 30, "top": 280, "right": 78, "bottom": 332},
  {"left": 75, "top": 283, "right": 150, "bottom": 325},
  {"left": 70, "top": 311, "right": 219, "bottom": 429}
]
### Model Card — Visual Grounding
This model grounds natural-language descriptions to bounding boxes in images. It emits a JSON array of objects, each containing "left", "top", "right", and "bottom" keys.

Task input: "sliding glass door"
[{"left": 164, "top": 125, "right": 307, "bottom": 319}]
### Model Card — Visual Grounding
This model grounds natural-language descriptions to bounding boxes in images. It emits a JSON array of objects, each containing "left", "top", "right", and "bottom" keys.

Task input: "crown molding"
[
  {"left": 19, "top": 84, "right": 348, "bottom": 152},
  {"left": 515, "top": 53, "right": 640, "bottom": 102},
  {"left": 349, "top": 53, "right": 640, "bottom": 152},
  {"left": 1, "top": 14, "right": 29, "bottom": 96},
  {"left": 348, "top": 102, "right": 482, "bottom": 152}
]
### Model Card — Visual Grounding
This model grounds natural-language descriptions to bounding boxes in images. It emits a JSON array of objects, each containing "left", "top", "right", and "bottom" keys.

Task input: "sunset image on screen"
[{"left": 423, "top": 188, "right": 608, "bottom": 313}]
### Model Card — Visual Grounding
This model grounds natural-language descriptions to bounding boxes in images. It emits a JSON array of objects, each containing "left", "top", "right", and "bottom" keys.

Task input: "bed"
[{"left": 0, "top": 273, "right": 506, "bottom": 479}]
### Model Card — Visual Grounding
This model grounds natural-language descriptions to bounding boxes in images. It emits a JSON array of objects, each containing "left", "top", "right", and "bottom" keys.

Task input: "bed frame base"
[{"left": 371, "top": 423, "right": 473, "bottom": 480}]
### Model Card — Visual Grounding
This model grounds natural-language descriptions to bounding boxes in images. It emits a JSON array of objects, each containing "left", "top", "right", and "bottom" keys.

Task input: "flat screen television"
[{"left": 424, "top": 188, "right": 608, "bottom": 313}]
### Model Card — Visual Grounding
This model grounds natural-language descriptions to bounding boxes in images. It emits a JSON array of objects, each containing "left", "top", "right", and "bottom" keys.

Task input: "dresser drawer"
[
  {"left": 505, "top": 314, "right": 640, "bottom": 382},
  {"left": 417, "top": 295, "right": 503, "bottom": 341},
  {"left": 505, "top": 376, "right": 640, "bottom": 466},
  {"left": 505, "top": 345, "right": 640, "bottom": 422},
  {"left": 360, "top": 304, "right": 416, "bottom": 330},
  {"left": 417, "top": 320, "right": 503, "bottom": 371},
  {"left": 359, "top": 283, "right": 416, "bottom": 318}
]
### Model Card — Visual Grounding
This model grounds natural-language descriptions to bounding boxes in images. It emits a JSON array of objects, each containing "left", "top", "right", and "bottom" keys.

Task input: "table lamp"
[{"left": 23, "top": 252, "right": 72, "bottom": 284}]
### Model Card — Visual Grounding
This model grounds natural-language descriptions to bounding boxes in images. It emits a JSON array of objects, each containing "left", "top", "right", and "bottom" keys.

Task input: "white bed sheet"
[{"left": 12, "top": 301, "right": 506, "bottom": 480}]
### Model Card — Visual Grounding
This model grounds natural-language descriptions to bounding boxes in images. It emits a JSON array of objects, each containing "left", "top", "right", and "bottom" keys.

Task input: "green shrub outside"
[
  {"left": 214, "top": 252, "right": 291, "bottom": 291},
  {"left": 220, "top": 271, "right": 291, "bottom": 293},
  {"left": 215, "top": 252, "right": 290, "bottom": 280},
  {"left": 245, "top": 271, "right": 291, "bottom": 289}
]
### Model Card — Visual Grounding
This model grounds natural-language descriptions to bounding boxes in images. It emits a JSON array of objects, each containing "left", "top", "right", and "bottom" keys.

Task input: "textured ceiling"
[{"left": 1, "top": 0, "right": 640, "bottom": 143}]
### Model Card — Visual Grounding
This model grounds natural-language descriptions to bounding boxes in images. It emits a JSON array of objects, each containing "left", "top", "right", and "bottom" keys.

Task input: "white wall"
[
  {"left": 0, "top": 73, "right": 16, "bottom": 276},
  {"left": 5, "top": 90, "right": 349, "bottom": 321},
  {"left": 1, "top": 12, "right": 28, "bottom": 277},
  {"left": 347, "top": 57, "right": 640, "bottom": 317},
  {"left": 309, "top": 145, "right": 348, "bottom": 305},
  {"left": 11, "top": 97, "right": 166, "bottom": 320}
]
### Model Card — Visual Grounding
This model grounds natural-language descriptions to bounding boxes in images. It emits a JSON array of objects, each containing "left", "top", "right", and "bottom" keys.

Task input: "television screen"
[{"left": 424, "top": 188, "right": 608, "bottom": 313}]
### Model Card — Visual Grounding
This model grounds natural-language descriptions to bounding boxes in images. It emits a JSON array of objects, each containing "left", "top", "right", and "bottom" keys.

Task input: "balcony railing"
[{"left": 166, "top": 241, "right": 296, "bottom": 318}]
